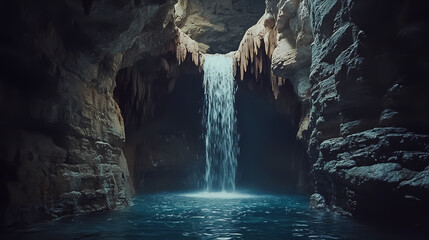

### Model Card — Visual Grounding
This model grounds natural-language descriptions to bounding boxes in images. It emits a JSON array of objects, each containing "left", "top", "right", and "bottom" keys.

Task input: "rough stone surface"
[
  {"left": 302, "top": 0, "right": 429, "bottom": 223},
  {"left": 271, "top": 0, "right": 312, "bottom": 102},
  {"left": 310, "top": 193, "right": 326, "bottom": 209},
  {"left": 175, "top": 0, "right": 265, "bottom": 53},
  {"left": 263, "top": 0, "right": 429, "bottom": 224},
  {"left": 0, "top": 0, "right": 183, "bottom": 226}
]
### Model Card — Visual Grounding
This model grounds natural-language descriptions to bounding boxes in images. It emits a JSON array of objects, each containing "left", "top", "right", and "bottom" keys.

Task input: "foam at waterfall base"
[{"left": 182, "top": 191, "right": 256, "bottom": 199}]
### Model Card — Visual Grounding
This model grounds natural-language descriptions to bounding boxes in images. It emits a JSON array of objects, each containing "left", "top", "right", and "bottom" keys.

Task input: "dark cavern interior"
[{"left": 0, "top": 0, "right": 428, "bottom": 239}]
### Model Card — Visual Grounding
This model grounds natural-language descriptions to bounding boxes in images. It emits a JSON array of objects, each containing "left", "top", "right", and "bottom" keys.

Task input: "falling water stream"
[{"left": 203, "top": 54, "right": 238, "bottom": 192}]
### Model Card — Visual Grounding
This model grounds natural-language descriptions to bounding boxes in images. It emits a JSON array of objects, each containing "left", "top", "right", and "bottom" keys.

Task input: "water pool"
[{"left": 2, "top": 192, "right": 425, "bottom": 240}]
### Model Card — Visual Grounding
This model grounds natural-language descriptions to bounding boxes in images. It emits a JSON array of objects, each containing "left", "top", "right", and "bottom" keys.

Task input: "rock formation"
[
  {"left": 176, "top": 29, "right": 203, "bottom": 66},
  {"left": 174, "top": 0, "right": 265, "bottom": 53},
  {"left": 261, "top": 0, "right": 429, "bottom": 224},
  {"left": 0, "top": 0, "right": 196, "bottom": 226},
  {"left": 233, "top": 13, "right": 277, "bottom": 82},
  {"left": 305, "top": 0, "right": 429, "bottom": 224}
]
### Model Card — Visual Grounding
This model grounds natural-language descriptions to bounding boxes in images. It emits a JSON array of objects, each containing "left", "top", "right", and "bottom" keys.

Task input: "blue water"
[{"left": 2, "top": 193, "right": 425, "bottom": 240}]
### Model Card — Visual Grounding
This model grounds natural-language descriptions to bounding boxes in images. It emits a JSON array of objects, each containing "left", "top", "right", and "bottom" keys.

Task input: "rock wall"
[
  {"left": 0, "top": 0, "right": 182, "bottom": 226},
  {"left": 305, "top": 0, "right": 429, "bottom": 223},
  {"left": 265, "top": 0, "right": 429, "bottom": 224}
]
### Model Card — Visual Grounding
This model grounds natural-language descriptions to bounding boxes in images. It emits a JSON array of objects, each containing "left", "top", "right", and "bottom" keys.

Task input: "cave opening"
[
  {"left": 235, "top": 74, "right": 307, "bottom": 194},
  {"left": 112, "top": 54, "right": 307, "bottom": 195},
  {"left": 113, "top": 55, "right": 205, "bottom": 193}
]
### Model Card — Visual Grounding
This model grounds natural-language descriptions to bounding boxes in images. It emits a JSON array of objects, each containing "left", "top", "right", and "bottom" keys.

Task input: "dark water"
[{"left": 2, "top": 192, "right": 425, "bottom": 240}]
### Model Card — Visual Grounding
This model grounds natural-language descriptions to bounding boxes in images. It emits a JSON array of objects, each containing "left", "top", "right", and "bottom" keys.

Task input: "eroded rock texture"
[
  {"left": 233, "top": 0, "right": 312, "bottom": 109},
  {"left": 175, "top": 0, "right": 265, "bottom": 53},
  {"left": 0, "top": 0, "right": 183, "bottom": 226},
  {"left": 302, "top": 0, "right": 429, "bottom": 223},
  {"left": 260, "top": 0, "right": 428, "bottom": 224}
]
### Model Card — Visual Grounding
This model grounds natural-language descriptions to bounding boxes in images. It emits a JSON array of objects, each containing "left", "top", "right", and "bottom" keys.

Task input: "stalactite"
[
  {"left": 270, "top": 73, "right": 286, "bottom": 100},
  {"left": 233, "top": 14, "right": 278, "bottom": 84},
  {"left": 115, "top": 28, "right": 205, "bottom": 130},
  {"left": 271, "top": 70, "right": 280, "bottom": 100},
  {"left": 173, "top": 12, "right": 284, "bottom": 99},
  {"left": 114, "top": 65, "right": 160, "bottom": 129},
  {"left": 175, "top": 28, "right": 202, "bottom": 67}
]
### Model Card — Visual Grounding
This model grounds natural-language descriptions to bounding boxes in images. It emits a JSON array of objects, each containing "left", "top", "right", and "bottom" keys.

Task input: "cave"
[{"left": 1, "top": 0, "right": 429, "bottom": 239}]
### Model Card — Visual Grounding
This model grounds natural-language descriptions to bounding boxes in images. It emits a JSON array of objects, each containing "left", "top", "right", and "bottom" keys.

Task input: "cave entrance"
[
  {"left": 200, "top": 54, "right": 308, "bottom": 194},
  {"left": 114, "top": 57, "right": 205, "bottom": 193},
  {"left": 235, "top": 73, "right": 308, "bottom": 193},
  {"left": 113, "top": 56, "right": 307, "bottom": 194}
]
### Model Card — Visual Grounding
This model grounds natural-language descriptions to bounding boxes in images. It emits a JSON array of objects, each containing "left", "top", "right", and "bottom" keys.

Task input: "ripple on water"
[{"left": 1, "top": 193, "right": 427, "bottom": 240}]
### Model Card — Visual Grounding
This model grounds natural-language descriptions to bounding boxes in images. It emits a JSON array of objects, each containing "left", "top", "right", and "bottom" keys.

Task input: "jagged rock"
[
  {"left": 233, "top": 13, "right": 278, "bottom": 81},
  {"left": 310, "top": 193, "right": 326, "bottom": 209},
  {"left": 176, "top": 29, "right": 203, "bottom": 66},
  {"left": 267, "top": 0, "right": 429, "bottom": 224}
]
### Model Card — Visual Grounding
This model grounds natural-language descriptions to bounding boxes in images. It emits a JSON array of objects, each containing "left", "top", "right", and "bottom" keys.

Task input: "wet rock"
[{"left": 310, "top": 193, "right": 326, "bottom": 209}]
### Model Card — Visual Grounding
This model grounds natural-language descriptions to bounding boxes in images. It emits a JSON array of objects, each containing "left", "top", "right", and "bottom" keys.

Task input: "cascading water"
[{"left": 203, "top": 54, "right": 239, "bottom": 192}]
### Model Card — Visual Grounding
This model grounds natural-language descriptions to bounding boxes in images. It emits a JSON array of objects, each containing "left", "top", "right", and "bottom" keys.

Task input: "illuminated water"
[
  {"left": 203, "top": 54, "right": 239, "bottom": 192},
  {"left": 182, "top": 191, "right": 254, "bottom": 199},
  {"left": 3, "top": 193, "right": 424, "bottom": 240}
]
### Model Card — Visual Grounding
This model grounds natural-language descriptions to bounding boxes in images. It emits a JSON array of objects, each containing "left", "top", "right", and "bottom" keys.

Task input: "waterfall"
[{"left": 203, "top": 54, "right": 239, "bottom": 192}]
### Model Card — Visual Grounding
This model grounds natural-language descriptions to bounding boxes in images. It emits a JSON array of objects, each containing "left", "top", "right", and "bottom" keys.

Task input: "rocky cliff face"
[
  {"left": 305, "top": 0, "right": 429, "bottom": 223},
  {"left": 0, "top": 0, "right": 183, "bottom": 226},
  {"left": 264, "top": 0, "right": 429, "bottom": 224}
]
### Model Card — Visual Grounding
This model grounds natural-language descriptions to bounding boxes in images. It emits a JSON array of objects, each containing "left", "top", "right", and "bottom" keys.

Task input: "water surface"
[{"left": 3, "top": 193, "right": 425, "bottom": 240}]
